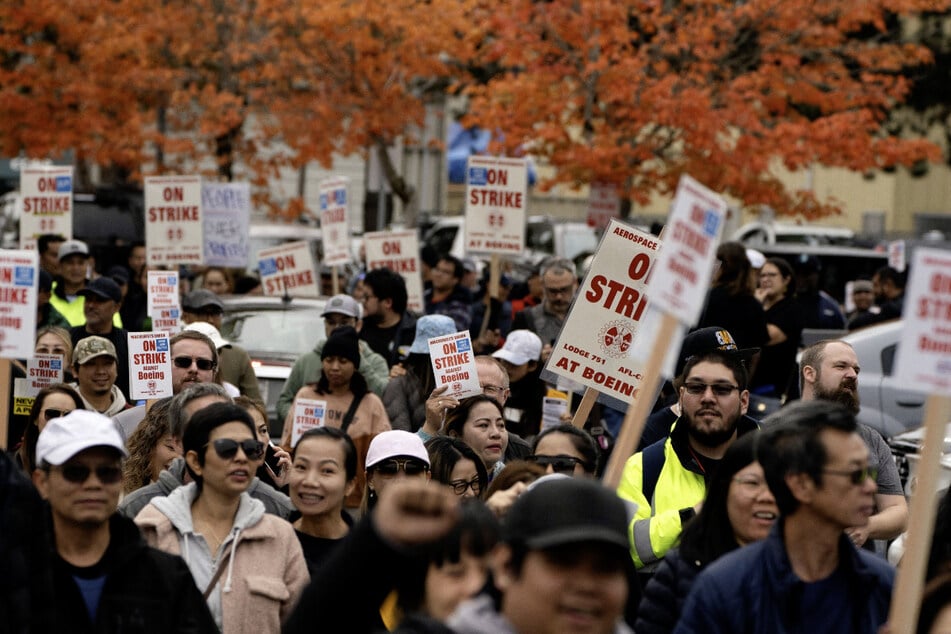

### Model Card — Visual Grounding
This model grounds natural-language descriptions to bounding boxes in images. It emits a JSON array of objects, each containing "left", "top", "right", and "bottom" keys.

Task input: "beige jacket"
[{"left": 134, "top": 484, "right": 309, "bottom": 633}]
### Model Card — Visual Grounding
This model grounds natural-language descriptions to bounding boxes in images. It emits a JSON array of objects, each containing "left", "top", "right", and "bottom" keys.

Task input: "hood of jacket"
[
  {"left": 449, "top": 595, "right": 633, "bottom": 634},
  {"left": 149, "top": 482, "right": 265, "bottom": 539}
]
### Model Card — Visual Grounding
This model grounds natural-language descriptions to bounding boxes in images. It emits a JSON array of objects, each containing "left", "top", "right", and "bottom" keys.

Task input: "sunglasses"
[
  {"left": 173, "top": 356, "right": 216, "bottom": 371},
  {"left": 43, "top": 408, "right": 74, "bottom": 420},
  {"left": 683, "top": 382, "right": 740, "bottom": 397},
  {"left": 528, "top": 454, "right": 588, "bottom": 474},
  {"left": 823, "top": 466, "right": 878, "bottom": 486},
  {"left": 449, "top": 477, "right": 482, "bottom": 496},
  {"left": 374, "top": 458, "right": 429, "bottom": 477},
  {"left": 55, "top": 464, "right": 123, "bottom": 485},
  {"left": 205, "top": 438, "right": 265, "bottom": 461}
]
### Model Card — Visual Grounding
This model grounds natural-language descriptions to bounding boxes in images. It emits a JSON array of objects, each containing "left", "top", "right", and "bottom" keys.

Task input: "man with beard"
[
  {"left": 798, "top": 339, "right": 907, "bottom": 551},
  {"left": 512, "top": 257, "right": 578, "bottom": 363},
  {"left": 617, "top": 350, "right": 758, "bottom": 570},
  {"left": 359, "top": 267, "right": 417, "bottom": 368}
]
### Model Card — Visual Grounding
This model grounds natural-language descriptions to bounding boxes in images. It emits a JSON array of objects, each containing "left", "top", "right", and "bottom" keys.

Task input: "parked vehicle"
[
  {"left": 841, "top": 319, "right": 927, "bottom": 440},
  {"left": 887, "top": 423, "right": 951, "bottom": 496},
  {"left": 755, "top": 243, "right": 887, "bottom": 303},
  {"left": 731, "top": 221, "right": 855, "bottom": 247},
  {"left": 220, "top": 295, "right": 327, "bottom": 436}
]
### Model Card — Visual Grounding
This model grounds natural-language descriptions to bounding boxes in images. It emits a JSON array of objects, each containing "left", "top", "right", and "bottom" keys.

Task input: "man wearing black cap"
[
  {"left": 69, "top": 276, "right": 131, "bottom": 401},
  {"left": 618, "top": 339, "right": 757, "bottom": 571}
]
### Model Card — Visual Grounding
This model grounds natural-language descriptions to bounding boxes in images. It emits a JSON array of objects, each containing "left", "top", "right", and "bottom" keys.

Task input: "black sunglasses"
[
  {"left": 528, "top": 454, "right": 588, "bottom": 474},
  {"left": 43, "top": 408, "right": 74, "bottom": 420},
  {"left": 683, "top": 382, "right": 740, "bottom": 397},
  {"left": 55, "top": 464, "right": 123, "bottom": 485},
  {"left": 374, "top": 458, "right": 429, "bottom": 477},
  {"left": 173, "top": 356, "right": 216, "bottom": 371},
  {"left": 205, "top": 438, "right": 265, "bottom": 461},
  {"left": 823, "top": 466, "right": 878, "bottom": 486}
]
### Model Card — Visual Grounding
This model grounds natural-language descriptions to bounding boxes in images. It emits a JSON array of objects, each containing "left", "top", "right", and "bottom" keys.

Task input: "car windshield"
[{"left": 221, "top": 309, "right": 324, "bottom": 357}]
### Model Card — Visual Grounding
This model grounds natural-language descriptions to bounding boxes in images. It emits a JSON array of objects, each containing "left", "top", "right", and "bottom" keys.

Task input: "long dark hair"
[
  {"left": 677, "top": 433, "right": 759, "bottom": 567},
  {"left": 21, "top": 384, "right": 84, "bottom": 473},
  {"left": 714, "top": 242, "right": 754, "bottom": 297},
  {"left": 404, "top": 352, "right": 438, "bottom": 404},
  {"left": 426, "top": 436, "right": 489, "bottom": 499}
]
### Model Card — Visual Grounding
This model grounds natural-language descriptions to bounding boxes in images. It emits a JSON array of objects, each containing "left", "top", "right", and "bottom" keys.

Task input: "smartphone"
[{"left": 263, "top": 442, "right": 282, "bottom": 480}]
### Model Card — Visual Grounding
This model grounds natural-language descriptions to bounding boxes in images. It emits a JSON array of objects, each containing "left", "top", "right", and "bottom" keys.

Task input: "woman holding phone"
[{"left": 135, "top": 402, "right": 308, "bottom": 633}]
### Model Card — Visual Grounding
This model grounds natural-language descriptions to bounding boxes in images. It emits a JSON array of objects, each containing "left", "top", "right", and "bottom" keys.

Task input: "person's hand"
[
  {"left": 424, "top": 385, "right": 459, "bottom": 434},
  {"left": 373, "top": 479, "right": 459, "bottom": 546},
  {"left": 271, "top": 446, "right": 292, "bottom": 487},
  {"left": 846, "top": 525, "right": 870, "bottom": 548},
  {"left": 486, "top": 481, "right": 528, "bottom": 518},
  {"left": 389, "top": 363, "right": 407, "bottom": 379}
]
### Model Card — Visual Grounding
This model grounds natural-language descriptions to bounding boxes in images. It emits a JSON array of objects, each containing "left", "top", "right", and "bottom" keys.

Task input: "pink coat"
[{"left": 135, "top": 488, "right": 309, "bottom": 634}]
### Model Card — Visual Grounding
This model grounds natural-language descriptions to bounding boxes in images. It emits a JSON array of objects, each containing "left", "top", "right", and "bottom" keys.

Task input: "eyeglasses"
[
  {"left": 374, "top": 458, "right": 429, "bottom": 477},
  {"left": 449, "top": 477, "right": 482, "bottom": 496},
  {"left": 172, "top": 356, "right": 216, "bottom": 371},
  {"left": 43, "top": 408, "right": 74, "bottom": 420},
  {"left": 205, "top": 438, "right": 265, "bottom": 461},
  {"left": 528, "top": 454, "right": 588, "bottom": 474},
  {"left": 481, "top": 384, "right": 508, "bottom": 396},
  {"left": 733, "top": 476, "right": 769, "bottom": 494},
  {"left": 683, "top": 382, "right": 740, "bottom": 397},
  {"left": 54, "top": 464, "right": 123, "bottom": 485},
  {"left": 823, "top": 466, "right": 878, "bottom": 486}
]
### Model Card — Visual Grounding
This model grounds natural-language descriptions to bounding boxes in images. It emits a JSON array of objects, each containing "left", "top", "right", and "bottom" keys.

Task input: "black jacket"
[
  {"left": 635, "top": 548, "right": 701, "bottom": 634},
  {"left": 49, "top": 512, "right": 217, "bottom": 634}
]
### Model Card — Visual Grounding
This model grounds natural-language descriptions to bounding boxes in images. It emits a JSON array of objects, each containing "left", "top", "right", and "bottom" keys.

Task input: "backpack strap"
[
  {"left": 640, "top": 440, "right": 667, "bottom": 508},
  {"left": 340, "top": 392, "right": 366, "bottom": 434}
]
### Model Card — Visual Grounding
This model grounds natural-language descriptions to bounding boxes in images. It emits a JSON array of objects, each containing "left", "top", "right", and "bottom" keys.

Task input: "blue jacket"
[{"left": 674, "top": 521, "right": 894, "bottom": 634}]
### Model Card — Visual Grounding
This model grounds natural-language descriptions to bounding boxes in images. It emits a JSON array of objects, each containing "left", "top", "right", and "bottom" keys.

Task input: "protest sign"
[
  {"left": 128, "top": 332, "right": 173, "bottom": 400},
  {"left": 889, "top": 249, "right": 951, "bottom": 632},
  {"left": 364, "top": 230, "right": 424, "bottom": 313},
  {"left": 428, "top": 331, "right": 482, "bottom": 399},
  {"left": 0, "top": 249, "right": 39, "bottom": 359},
  {"left": 203, "top": 182, "right": 251, "bottom": 267},
  {"left": 647, "top": 175, "right": 727, "bottom": 325},
  {"left": 888, "top": 239, "right": 906, "bottom": 273},
  {"left": 19, "top": 165, "right": 73, "bottom": 249},
  {"left": 319, "top": 177, "right": 352, "bottom": 266},
  {"left": 586, "top": 183, "right": 620, "bottom": 231},
  {"left": 290, "top": 398, "right": 327, "bottom": 449},
  {"left": 147, "top": 270, "right": 181, "bottom": 334},
  {"left": 542, "top": 219, "right": 661, "bottom": 411},
  {"left": 12, "top": 379, "right": 33, "bottom": 417},
  {"left": 541, "top": 394, "right": 569, "bottom": 432},
  {"left": 145, "top": 175, "right": 203, "bottom": 266},
  {"left": 257, "top": 241, "right": 320, "bottom": 297},
  {"left": 151, "top": 307, "right": 182, "bottom": 335},
  {"left": 26, "top": 354, "right": 64, "bottom": 396},
  {"left": 464, "top": 156, "right": 527, "bottom": 255}
]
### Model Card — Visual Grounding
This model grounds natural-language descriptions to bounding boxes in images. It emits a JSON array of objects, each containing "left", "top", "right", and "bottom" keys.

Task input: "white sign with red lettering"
[
  {"left": 586, "top": 183, "right": 621, "bottom": 231},
  {"left": 428, "top": 331, "right": 482, "bottom": 399},
  {"left": 147, "top": 270, "right": 181, "bottom": 334},
  {"left": 203, "top": 182, "right": 251, "bottom": 267},
  {"left": 894, "top": 248, "right": 951, "bottom": 395},
  {"left": 464, "top": 156, "right": 527, "bottom": 255},
  {"left": 128, "top": 332, "right": 173, "bottom": 399},
  {"left": 889, "top": 240, "right": 906, "bottom": 273},
  {"left": 0, "top": 249, "right": 38, "bottom": 359},
  {"left": 26, "top": 354, "right": 64, "bottom": 396},
  {"left": 319, "top": 177, "right": 352, "bottom": 266},
  {"left": 364, "top": 230, "right": 424, "bottom": 313},
  {"left": 291, "top": 398, "right": 327, "bottom": 449},
  {"left": 257, "top": 241, "right": 320, "bottom": 297},
  {"left": 145, "top": 175, "right": 204, "bottom": 266},
  {"left": 19, "top": 166, "right": 73, "bottom": 249},
  {"left": 648, "top": 175, "right": 727, "bottom": 325},
  {"left": 542, "top": 220, "right": 661, "bottom": 409}
]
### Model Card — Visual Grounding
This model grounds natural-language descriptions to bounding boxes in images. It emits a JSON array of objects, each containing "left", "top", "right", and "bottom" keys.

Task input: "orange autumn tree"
[
  {"left": 463, "top": 0, "right": 950, "bottom": 218},
  {"left": 0, "top": 0, "right": 473, "bottom": 219}
]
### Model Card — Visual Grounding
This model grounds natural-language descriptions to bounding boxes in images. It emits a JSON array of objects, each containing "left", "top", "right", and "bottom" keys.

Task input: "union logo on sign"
[{"left": 598, "top": 320, "right": 636, "bottom": 359}]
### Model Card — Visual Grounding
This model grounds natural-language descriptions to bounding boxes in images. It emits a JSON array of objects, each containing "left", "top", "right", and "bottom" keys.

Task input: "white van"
[{"left": 732, "top": 221, "right": 855, "bottom": 247}]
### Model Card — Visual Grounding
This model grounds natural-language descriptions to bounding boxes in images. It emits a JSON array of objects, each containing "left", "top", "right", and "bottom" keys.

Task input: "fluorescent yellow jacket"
[{"left": 616, "top": 431, "right": 706, "bottom": 569}]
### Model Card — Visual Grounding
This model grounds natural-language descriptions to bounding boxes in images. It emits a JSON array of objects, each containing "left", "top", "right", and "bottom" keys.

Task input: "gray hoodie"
[
  {"left": 448, "top": 595, "right": 634, "bottom": 634},
  {"left": 118, "top": 457, "right": 294, "bottom": 520},
  {"left": 150, "top": 483, "right": 265, "bottom": 631}
]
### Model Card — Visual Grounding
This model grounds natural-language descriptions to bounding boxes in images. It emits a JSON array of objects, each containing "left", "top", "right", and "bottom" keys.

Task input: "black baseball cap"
[
  {"left": 503, "top": 478, "right": 629, "bottom": 553},
  {"left": 182, "top": 289, "right": 224, "bottom": 312},
  {"left": 77, "top": 277, "right": 122, "bottom": 303},
  {"left": 675, "top": 326, "right": 758, "bottom": 378}
]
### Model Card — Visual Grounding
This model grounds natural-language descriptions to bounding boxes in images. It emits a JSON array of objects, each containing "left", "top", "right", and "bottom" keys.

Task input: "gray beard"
[{"left": 814, "top": 382, "right": 860, "bottom": 415}]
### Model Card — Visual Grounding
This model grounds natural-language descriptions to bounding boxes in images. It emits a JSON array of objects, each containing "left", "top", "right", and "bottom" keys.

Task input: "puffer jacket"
[
  {"left": 635, "top": 548, "right": 701, "bottom": 634},
  {"left": 134, "top": 484, "right": 308, "bottom": 634}
]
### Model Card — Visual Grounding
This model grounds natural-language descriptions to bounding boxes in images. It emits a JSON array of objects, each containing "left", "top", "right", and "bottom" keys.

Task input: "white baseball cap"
[
  {"left": 493, "top": 330, "right": 543, "bottom": 366},
  {"left": 365, "top": 430, "right": 430, "bottom": 469},
  {"left": 184, "top": 321, "right": 229, "bottom": 349},
  {"left": 35, "top": 410, "right": 128, "bottom": 466}
]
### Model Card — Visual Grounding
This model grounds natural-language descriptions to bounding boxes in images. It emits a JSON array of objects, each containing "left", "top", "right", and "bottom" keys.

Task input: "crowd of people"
[{"left": 5, "top": 230, "right": 950, "bottom": 634}]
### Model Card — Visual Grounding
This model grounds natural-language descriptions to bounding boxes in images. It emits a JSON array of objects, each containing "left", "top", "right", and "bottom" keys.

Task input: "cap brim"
[
  {"left": 77, "top": 289, "right": 115, "bottom": 301},
  {"left": 492, "top": 349, "right": 530, "bottom": 366},
  {"left": 523, "top": 526, "right": 631, "bottom": 553},
  {"left": 42, "top": 441, "right": 128, "bottom": 466},
  {"left": 77, "top": 351, "right": 118, "bottom": 364}
]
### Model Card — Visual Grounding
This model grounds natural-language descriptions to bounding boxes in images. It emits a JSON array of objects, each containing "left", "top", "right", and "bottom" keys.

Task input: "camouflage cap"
[{"left": 74, "top": 336, "right": 118, "bottom": 365}]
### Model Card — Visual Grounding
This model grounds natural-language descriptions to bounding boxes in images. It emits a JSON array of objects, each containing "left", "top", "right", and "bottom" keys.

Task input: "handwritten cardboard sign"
[
  {"left": 428, "top": 331, "right": 482, "bottom": 399},
  {"left": 203, "top": 182, "right": 251, "bottom": 267}
]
